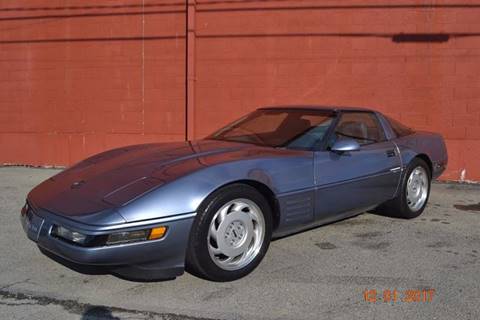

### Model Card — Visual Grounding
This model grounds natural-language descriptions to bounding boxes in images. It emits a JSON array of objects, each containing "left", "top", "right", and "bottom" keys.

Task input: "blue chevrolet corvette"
[{"left": 21, "top": 106, "right": 447, "bottom": 281}]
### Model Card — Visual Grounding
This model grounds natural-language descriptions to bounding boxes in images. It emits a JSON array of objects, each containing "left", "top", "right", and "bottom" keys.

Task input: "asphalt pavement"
[{"left": 0, "top": 167, "right": 479, "bottom": 320}]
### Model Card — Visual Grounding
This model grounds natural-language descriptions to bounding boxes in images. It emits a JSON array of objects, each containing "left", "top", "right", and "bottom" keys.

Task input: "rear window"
[{"left": 387, "top": 116, "right": 415, "bottom": 137}]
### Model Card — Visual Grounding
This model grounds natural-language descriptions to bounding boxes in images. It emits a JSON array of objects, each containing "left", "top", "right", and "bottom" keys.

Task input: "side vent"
[{"left": 280, "top": 191, "right": 314, "bottom": 223}]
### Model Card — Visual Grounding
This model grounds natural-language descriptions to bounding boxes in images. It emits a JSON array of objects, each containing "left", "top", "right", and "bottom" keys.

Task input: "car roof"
[{"left": 258, "top": 105, "right": 374, "bottom": 113}]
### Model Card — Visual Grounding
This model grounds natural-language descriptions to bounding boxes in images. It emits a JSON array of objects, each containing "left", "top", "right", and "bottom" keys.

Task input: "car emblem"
[{"left": 71, "top": 180, "right": 85, "bottom": 189}]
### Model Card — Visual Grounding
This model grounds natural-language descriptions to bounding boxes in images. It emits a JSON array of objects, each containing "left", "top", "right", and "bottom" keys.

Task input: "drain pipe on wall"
[{"left": 186, "top": 0, "right": 196, "bottom": 141}]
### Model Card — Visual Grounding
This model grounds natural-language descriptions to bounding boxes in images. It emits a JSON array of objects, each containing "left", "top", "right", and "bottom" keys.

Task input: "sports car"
[{"left": 21, "top": 106, "right": 448, "bottom": 281}]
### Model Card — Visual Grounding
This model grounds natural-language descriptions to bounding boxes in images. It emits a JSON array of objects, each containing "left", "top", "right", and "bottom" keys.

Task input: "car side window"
[
  {"left": 286, "top": 116, "right": 334, "bottom": 150},
  {"left": 386, "top": 116, "right": 415, "bottom": 137},
  {"left": 332, "top": 112, "right": 386, "bottom": 146}
]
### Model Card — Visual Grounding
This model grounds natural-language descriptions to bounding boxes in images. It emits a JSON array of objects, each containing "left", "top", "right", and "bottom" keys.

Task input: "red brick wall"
[
  {"left": 0, "top": 0, "right": 186, "bottom": 165},
  {"left": 192, "top": 0, "right": 480, "bottom": 181},
  {"left": 1, "top": 0, "right": 480, "bottom": 182}
]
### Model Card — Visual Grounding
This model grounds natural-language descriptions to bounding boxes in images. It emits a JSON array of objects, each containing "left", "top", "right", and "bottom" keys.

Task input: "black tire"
[
  {"left": 377, "top": 158, "right": 431, "bottom": 219},
  {"left": 185, "top": 184, "right": 272, "bottom": 282}
]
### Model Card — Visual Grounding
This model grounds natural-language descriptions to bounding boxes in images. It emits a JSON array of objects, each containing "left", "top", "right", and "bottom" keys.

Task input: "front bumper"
[{"left": 21, "top": 204, "right": 195, "bottom": 280}]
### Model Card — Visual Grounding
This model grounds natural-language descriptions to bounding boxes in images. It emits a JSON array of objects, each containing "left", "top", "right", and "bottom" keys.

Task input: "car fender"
[{"left": 117, "top": 153, "right": 314, "bottom": 223}]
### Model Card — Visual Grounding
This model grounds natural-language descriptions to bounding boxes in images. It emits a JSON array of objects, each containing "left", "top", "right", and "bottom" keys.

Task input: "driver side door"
[{"left": 314, "top": 111, "right": 401, "bottom": 221}]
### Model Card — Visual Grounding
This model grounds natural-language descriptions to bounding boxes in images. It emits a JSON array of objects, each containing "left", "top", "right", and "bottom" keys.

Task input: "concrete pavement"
[{"left": 0, "top": 167, "right": 479, "bottom": 320}]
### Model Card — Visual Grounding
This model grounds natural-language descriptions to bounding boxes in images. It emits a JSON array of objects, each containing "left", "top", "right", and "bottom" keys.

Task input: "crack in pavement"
[
  {"left": 0, "top": 288, "right": 217, "bottom": 320},
  {"left": 0, "top": 278, "right": 32, "bottom": 290}
]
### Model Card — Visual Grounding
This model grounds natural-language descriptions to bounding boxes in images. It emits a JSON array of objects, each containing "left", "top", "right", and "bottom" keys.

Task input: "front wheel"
[
  {"left": 186, "top": 184, "right": 272, "bottom": 281},
  {"left": 378, "top": 158, "right": 431, "bottom": 219}
]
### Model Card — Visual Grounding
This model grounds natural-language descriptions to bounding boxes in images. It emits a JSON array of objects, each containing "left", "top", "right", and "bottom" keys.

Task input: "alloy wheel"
[{"left": 207, "top": 198, "right": 265, "bottom": 271}]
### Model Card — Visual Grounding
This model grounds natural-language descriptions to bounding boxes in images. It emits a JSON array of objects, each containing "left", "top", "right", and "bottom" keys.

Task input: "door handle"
[{"left": 386, "top": 149, "right": 396, "bottom": 157}]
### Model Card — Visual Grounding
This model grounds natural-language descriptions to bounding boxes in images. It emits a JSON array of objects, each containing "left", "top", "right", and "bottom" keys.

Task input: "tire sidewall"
[{"left": 187, "top": 184, "right": 273, "bottom": 281}]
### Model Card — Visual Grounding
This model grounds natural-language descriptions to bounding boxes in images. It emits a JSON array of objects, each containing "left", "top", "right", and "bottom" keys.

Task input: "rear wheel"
[
  {"left": 378, "top": 158, "right": 431, "bottom": 219},
  {"left": 186, "top": 184, "right": 272, "bottom": 281},
  {"left": 406, "top": 165, "right": 429, "bottom": 212}
]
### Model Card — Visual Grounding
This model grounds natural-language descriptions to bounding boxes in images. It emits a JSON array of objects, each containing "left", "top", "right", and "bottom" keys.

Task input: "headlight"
[
  {"left": 51, "top": 225, "right": 88, "bottom": 245},
  {"left": 51, "top": 225, "right": 167, "bottom": 247}
]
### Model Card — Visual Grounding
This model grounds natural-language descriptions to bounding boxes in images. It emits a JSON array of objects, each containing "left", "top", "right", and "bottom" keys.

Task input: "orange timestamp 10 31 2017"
[{"left": 363, "top": 289, "right": 435, "bottom": 303}]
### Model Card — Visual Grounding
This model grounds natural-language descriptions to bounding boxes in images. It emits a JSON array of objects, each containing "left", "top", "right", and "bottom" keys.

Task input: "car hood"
[{"left": 28, "top": 140, "right": 251, "bottom": 221}]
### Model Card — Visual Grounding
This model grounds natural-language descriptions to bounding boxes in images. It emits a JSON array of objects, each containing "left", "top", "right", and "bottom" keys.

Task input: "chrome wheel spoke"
[
  {"left": 209, "top": 222, "right": 218, "bottom": 241},
  {"left": 248, "top": 210, "right": 260, "bottom": 224},
  {"left": 222, "top": 256, "right": 234, "bottom": 264},
  {"left": 219, "top": 205, "right": 229, "bottom": 222},
  {"left": 231, "top": 202, "right": 249, "bottom": 213},
  {"left": 208, "top": 243, "right": 222, "bottom": 255}
]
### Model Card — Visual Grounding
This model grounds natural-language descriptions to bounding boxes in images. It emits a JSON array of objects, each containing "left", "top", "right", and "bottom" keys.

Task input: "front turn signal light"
[
  {"left": 149, "top": 226, "right": 167, "bottom": 240},
  {"left": 105, "top": 226, "right": 168, "bottom": 246}
]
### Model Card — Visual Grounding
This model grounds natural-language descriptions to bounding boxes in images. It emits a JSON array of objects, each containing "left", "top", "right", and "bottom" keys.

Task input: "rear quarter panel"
[{"left": 393, "top": 131, "right": 448, "bottom": 179}]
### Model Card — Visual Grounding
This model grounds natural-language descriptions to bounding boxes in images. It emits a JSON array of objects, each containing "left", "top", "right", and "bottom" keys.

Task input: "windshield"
[{"left": 208, "top": 109, "right": 335, "bottom": 149}]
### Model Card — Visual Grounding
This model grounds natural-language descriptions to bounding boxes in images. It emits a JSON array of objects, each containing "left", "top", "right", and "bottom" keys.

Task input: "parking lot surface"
[{"left": 0, "top": 167, "right": 479, "bottom": 320}]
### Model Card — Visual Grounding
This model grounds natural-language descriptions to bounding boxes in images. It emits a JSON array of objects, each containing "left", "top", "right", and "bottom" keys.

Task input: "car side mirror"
[{"left": 330, "top": 138, "right": 360, "bottom": 153}]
